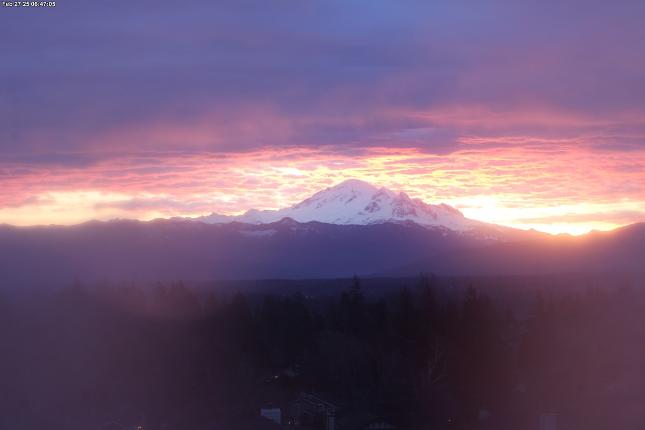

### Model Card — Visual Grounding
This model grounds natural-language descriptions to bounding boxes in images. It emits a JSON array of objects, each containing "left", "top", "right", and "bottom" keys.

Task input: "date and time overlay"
[{"left": 3, "top": 1, "right": 56, "bottom": 7}]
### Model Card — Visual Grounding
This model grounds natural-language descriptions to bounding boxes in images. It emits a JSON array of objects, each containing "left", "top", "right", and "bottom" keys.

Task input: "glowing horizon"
[{"left": 1, "top": 145, "right": 642, "bottom": 235}]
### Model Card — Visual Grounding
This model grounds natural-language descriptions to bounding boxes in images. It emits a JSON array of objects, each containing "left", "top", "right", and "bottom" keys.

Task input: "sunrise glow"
[
  {"left": 1, "top": 145, "right": 642, "bottom": 234},
  {"left": 1, "top": 2, "right": 643, "bottom": 234}
]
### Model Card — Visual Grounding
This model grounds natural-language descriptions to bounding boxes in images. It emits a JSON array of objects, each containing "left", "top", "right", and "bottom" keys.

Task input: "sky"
[{"left": 1, "top": 0, "right": 644, "bottom": 234}]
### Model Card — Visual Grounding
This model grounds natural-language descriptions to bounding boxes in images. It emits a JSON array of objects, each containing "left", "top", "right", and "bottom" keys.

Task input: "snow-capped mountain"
[{"left": 198, "top": 179, "right": 482, "bottom": 232}]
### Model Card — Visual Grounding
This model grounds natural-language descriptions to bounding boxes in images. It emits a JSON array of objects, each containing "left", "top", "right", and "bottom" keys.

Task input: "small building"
[{"left": 261, "top": 407, "right": 283, "bottom": 425}]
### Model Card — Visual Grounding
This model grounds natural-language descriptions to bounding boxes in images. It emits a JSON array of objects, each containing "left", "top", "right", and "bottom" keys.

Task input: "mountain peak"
[
  {"left": 329, "top": 178, "right": 378, "bottom": 192},
  {"left": 198, "top": 179, "right": 479, "bottom": 231}
]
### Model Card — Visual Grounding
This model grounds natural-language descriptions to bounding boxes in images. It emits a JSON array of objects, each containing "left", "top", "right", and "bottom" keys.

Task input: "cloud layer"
[{"left": 1, "top": 0, "right": 644, "bottom": 233}]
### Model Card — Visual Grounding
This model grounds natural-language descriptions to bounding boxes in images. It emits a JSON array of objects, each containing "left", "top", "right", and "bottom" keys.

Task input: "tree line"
[{"left": 0, "top": 276, "right": 642, "bottom": 429}]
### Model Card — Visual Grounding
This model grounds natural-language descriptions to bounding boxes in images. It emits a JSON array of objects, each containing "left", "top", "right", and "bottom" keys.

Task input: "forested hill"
[{"left": 0, "top": 219, "right": 642, "bottom": 287}]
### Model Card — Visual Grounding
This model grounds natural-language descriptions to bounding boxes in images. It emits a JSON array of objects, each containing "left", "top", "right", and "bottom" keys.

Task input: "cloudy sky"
[{"left": 1, "top": 0, "right": 644, "bottom": 234}]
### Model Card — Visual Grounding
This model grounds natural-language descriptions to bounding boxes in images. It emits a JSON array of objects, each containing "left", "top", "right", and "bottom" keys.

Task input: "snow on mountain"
[{"left": 198, "top": 179, "right": 481, "bottom": 232}]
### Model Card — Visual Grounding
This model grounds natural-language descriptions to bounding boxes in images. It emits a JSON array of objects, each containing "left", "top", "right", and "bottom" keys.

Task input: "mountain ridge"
[
  {"left": 0, "top": 218, "right": 642, "bottom": 287},
  {"left": 197, "top": 179, "right": 485, "bottom": 232}
]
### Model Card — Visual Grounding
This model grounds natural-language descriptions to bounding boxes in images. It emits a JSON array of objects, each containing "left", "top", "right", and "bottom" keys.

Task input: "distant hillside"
[
  {"left": 387, "top": 223, "right": 645, "bottom": 277},
  {"left": 0, "top": 219, "right": 642, "bottom": 288},
  {"left": 0, "top": 218, "right": 482, "bottom": 287}
]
